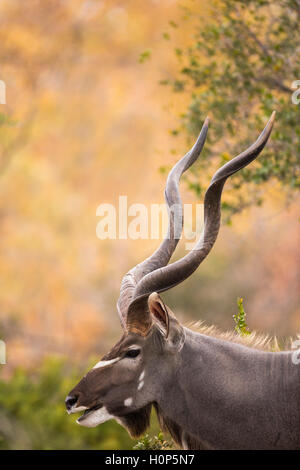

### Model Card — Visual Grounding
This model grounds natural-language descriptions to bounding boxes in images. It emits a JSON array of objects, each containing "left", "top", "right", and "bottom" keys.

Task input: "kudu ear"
[
  {"left": 148, "top": 293, "right": 169, "bottom": 336},
  {"left": 148, "top": 293, "right": 185, "bottom": 351}
]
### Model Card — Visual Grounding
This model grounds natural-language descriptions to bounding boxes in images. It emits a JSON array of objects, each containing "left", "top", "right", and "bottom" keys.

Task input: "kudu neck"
[{"left": 156, "top": 327, "right": 299, "bottom": 449}]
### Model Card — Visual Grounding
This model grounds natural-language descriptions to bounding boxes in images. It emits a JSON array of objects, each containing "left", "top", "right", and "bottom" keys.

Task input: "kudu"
[{"left": 66, "top": 112, "right": 300, "bottom": 449}]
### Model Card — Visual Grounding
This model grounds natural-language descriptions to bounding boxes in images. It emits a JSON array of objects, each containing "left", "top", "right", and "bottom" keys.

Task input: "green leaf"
[{"left": 138, "top": 50, "right": 151, "bottom": 63}]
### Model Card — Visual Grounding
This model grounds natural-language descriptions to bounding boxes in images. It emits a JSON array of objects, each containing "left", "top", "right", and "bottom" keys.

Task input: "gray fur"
[{"left": 157, "top": 327, "right": 300, "bottom": 449}]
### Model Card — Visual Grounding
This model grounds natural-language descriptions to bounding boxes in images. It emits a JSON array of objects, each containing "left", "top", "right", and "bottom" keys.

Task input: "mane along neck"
[{"left": 186, "top": 322, "right": 295, "bottom": 352}]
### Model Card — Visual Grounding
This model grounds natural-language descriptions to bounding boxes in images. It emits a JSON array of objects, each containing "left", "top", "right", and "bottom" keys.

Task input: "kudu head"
[{"left": 66, "top": 112, "right": 275, "bottom": 437}]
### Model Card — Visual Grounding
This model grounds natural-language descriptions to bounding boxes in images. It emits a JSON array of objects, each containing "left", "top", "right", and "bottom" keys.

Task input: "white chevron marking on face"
[{"left": 93, "top": 357, "right": 120, "bottom": 369}]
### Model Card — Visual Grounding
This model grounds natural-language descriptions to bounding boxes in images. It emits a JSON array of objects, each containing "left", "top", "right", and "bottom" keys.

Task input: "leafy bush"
[
  {"left": 163, "top": 0, "right": 300, "bottom": 219},
  {"left": 0, "top": 357, "right": 136, "bottom": 450},
  {"left": 133, "top": 432, "right": 172, "bottom": 450}
]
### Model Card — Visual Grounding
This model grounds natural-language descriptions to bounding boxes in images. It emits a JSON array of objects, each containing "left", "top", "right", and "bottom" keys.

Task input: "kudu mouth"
[
  {"left": 65, "top": 394, "right": 103, "bottom": 419},
  {"left": 76, "top": 403, "right": 103, "bottom": 424},
  {"left": 66, "top": 395, "right": 108, "bottom": 427}
]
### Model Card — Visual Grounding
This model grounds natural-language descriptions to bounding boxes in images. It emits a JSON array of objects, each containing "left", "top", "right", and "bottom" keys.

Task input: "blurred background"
[{"left": 0, "top": 0, "right": 299, "bottom": 449}]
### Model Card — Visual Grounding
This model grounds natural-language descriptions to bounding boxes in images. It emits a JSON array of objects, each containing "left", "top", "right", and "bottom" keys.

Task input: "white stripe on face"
[
  {"left": 137, "top": 369, "right": 145, "bottom": 391},
  {"left": 138, "top": 370, "right": 145, "bottom": 381},
  {"left": 137, "top": 380, "right": 144, "bottom": 391},
  {"left": 92, "top": 357, "right": 120, "bottom": 369}
]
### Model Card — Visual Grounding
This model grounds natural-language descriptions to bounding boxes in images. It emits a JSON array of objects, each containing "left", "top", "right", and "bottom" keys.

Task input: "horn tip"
[{"left": 270, "top": 110, "right": 276, "bottom": 124}]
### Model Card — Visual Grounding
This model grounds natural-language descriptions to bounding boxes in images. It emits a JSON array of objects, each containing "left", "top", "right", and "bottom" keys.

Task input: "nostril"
[{"left": 65, "top": 394, "right": 78, "bottom": 410}]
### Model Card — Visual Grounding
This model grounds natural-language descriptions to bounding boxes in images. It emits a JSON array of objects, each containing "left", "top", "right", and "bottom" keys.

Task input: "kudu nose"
[{"left": 65, "top": 394, "right": 78, "bottom": 411}]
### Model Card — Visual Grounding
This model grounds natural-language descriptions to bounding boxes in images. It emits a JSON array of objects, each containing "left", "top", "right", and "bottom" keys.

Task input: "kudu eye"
[{"left": 124, "top": 349, "right": 140, "bottom": 359}]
